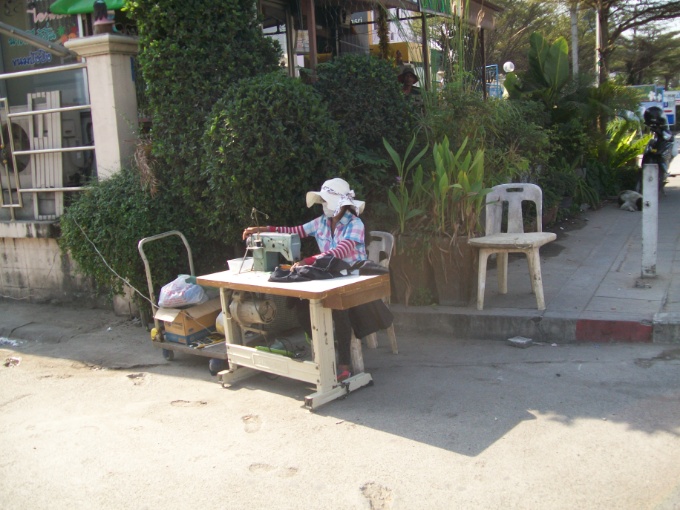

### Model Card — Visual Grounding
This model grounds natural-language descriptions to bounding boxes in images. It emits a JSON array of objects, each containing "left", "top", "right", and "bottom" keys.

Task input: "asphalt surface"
[{"left": 1, "top": 296, "right": 680, "bottom": 509}]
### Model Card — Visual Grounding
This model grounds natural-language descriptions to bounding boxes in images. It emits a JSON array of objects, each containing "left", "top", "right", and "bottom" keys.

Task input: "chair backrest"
[
  {"left": 485, "top": 183, "right": 544, "bottom": 235},
  {"left": 366, "top": 231, "right": 394, "bottom": 269}
]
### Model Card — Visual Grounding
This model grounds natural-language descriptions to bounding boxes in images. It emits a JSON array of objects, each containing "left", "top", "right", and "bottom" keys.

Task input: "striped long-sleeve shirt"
[{"left": 268, "top": 211, "right": 366, "bottom": 265}]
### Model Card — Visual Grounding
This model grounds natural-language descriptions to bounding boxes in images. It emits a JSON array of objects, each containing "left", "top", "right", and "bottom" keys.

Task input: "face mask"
[{"left": 323, "top": 205, "right": 335, "bottom": 217}]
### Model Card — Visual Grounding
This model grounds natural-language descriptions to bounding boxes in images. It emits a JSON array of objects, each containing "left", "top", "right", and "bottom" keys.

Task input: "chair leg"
[
  {"left": 477, "top": 249, "right": 490, "bottom": 310},
  {"left": 497, "top": 251, "right": 509, "bottom": 294},
  {"left": 350, "top": 333, "right": 365, "bottom": 374},
  {"left": 524, "top": 250, "right": 537, "bottom": 295},
  {"left": 386, "top": 324, "right": 398, "bottom": 354},
  {"left": 365, "top": 332, "right": 378, "bottom": 349},
  {"left": 526, "top": 249, "right": 546, "bottom": 310}
]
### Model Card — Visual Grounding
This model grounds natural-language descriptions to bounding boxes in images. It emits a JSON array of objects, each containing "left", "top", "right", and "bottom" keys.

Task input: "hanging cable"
[{"left": 72, "top": 217, "right": 154, "bottom": 306}]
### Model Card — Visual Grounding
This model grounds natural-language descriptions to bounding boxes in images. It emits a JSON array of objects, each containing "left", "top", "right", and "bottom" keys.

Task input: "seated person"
[
  {"left": 243, "top": 178, "right": 367, "bottom": 381},
  {"left": 397, "top": 65, "right": 420, "bottom": 97}
]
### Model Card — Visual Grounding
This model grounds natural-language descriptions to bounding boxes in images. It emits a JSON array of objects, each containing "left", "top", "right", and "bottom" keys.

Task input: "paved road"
[{"left": 1, "top": 301, "right": 679, "bottom": 509}]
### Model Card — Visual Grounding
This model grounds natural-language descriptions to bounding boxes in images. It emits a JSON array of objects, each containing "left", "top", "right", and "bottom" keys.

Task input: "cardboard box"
[{"left": 154, "top": 298, "right": 222, "bottom": 345}]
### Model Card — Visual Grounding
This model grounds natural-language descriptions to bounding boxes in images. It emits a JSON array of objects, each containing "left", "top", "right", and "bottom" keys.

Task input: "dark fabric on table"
[{"left": 269, "top": 255, "right": 351, "bottom": 282}]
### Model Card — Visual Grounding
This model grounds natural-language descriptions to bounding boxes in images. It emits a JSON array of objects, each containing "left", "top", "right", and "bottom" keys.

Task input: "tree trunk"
[
  {"left": 571, "top": 2, "right": 579, "bottom": 75},
  {"left": 596, "top": 3, "right": 614, "bottom": 85}
]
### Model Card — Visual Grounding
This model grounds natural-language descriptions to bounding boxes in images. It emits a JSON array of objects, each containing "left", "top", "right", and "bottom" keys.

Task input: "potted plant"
[
  {"left": 428, "top": 136, "right": 490, "bottom": 305},
  {"left": 384, "top": 135, "right": 491, "bottom": 306},
  {"left": 383, "top": 135, "right": 432, "bottom": 306}
]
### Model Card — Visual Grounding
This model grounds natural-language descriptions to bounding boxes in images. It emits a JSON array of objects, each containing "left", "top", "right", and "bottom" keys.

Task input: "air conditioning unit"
[
  {"left": 4, "top": 105, "right": 32, "bottom": 175},
  {"left": 9, "top": 93, "right": 64, "bottom": 220},
  {"left": 0, "top": 105, "right": 32, "bottom": 218}
]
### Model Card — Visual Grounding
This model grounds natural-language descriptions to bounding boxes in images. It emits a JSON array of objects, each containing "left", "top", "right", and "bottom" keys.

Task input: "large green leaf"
[
  {"left": 503, "top": 72, "right": 523, "bottom": 98},
  {"left": 528, "top": 32, "right": 551, "bottom": 89},
  {"left": 544, "top": 37, "right": 569, "bottom": 94}
]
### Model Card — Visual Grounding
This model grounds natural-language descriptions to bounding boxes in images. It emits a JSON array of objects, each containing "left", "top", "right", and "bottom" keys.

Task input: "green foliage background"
[
  {"left": 60, "top": 0, "right": 285, "bottom": 307},
  {"left": 314, "top": 54, "right": 412, "bottom": 154},
  {"left": 313, "top": 54, "right": 414, "bottom": 205},
  {"left": 59, "top": 168, "right": 184, "bottom": 303},
  {"left": 127, "top": 0, "right": 282, "bottom": 237},
  {"left": 202, "top": 71, "right": 351, "bottom": 243}
]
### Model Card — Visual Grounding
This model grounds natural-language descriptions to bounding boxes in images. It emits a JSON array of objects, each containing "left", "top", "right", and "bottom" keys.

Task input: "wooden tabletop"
[{"left": 197, "top": 270, "right": 390, "bottom": 310}]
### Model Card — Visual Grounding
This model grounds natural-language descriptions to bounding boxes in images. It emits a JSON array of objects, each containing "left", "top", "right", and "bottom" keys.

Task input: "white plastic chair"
[
  {"left": 364, "top": 231, "right": 398, "bottom": 354},
  {"left": 350, "top": 231, "right": 398, "bottom": 374},
  {"left": 468, "top": 183, "right": 556, "bottom": 310}
]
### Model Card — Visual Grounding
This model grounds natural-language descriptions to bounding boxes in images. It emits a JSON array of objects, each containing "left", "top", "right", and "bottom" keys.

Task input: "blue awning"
[{"left": 50, "top": 0, "right": 126, "bottom": 15}]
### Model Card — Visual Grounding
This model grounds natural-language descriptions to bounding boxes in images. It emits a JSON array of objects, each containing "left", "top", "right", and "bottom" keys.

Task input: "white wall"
[{"left": 0, "top": 235, "right": 92, "bottom": 302}]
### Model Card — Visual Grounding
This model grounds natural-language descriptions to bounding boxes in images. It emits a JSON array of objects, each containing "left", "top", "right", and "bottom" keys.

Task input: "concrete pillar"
[{"left": 64, "top": 34, "right": 139, "bottom": 179}]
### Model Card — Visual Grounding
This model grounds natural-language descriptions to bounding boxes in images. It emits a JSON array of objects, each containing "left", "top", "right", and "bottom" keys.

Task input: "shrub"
[
  {"left": 315, "top": 54, "right": 412, "bottom": 153},
  {"left": 59, "top": 168, "right": 186, "bottom": 306},
  {"left": 202, "top": 72, "right": 351, "bottom": 244},
  {"left": 314, "top": 54, "right": 414, "bottom": 202},
  {"left": 483, "top": 98, "right": 552, "bottom": 184},
  {"left": 128, "top": 0, "right": 281, "bottom": 239},
  {"left": 422, "top": 85, "right": 551, "bottom": 184}
]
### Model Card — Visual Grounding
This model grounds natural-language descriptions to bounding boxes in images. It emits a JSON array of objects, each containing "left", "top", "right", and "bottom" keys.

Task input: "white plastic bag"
[{"left": 158, "top": 274, "right": 208, "bottom": 308}]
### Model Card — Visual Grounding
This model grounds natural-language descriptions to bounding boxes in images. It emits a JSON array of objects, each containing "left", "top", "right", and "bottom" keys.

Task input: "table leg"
[
  {"left": 217, "top": 288, "right": 258, "bottom": 386},
  {"left": 304, "top": 299, "right": 372, "bottom": 410},
  {"left": 309, "top": 299, "right": 337, "bottom": 391},
  {"left": 219, "top": 289, "right": 241, "bottom": 344}
]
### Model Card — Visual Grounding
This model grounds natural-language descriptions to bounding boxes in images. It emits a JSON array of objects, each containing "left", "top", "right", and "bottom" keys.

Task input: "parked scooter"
[{"left": 636, "top": 106, "right": 675, "bottom": 195}]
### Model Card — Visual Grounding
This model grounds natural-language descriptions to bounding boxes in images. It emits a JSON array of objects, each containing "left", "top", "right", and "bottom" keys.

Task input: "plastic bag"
[{"left": 158, "top": 274, "right": 208, "bottom": 308}]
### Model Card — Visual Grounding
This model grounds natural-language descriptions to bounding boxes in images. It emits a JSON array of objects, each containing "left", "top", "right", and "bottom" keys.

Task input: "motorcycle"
[{"left": 636, "top": 106, "right": 675, "bottom": 195}]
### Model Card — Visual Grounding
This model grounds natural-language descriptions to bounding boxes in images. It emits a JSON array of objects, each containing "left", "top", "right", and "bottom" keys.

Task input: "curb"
[{"left": 391, "top": 305, "right": 678, "bottom": 344}]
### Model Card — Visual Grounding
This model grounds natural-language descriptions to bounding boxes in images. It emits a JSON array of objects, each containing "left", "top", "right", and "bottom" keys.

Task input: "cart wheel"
[
  {"left": 209, "top": 358, "right": 226, "bottom": 376},
  {"left": 162, "top": 349, "right": 175, "bottom": 361}
]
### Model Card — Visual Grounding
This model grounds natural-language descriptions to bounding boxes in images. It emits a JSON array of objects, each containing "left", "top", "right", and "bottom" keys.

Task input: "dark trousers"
[
  {"left": 288, "top": 298, "right": 393, "bottom": 367},
  {"left": 289, "top": 298, "right": 351, "bottom": 366}
]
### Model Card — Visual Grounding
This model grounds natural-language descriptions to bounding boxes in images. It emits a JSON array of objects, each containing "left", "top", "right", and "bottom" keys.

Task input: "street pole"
[{"left": 641, "top": 164, "right": 658, "bottom": 278}]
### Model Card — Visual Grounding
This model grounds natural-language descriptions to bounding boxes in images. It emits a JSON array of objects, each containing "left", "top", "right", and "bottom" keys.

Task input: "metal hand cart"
[{"left": 137, "top": 230, "right": 228, "bottom": 375}]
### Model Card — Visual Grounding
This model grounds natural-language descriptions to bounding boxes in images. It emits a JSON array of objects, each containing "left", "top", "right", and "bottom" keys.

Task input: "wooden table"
[{"left": 196, "top": 270, "right": 390, "bottom": 410}]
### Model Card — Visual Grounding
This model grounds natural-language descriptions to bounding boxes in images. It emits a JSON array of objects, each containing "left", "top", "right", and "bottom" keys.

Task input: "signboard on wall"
[
  {"left": 663, "top": 90, "right": 677, "bottom": 126},
  {"left": 630, "top": 84, "right": 670, "bottom": 124},
  {"left": 0, "top": 0, "right": 78, "bottom": 72}
]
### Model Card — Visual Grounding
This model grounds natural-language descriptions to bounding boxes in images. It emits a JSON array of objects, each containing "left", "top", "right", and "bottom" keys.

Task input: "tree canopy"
[
  {"left": 582, "top": 0, "right": 680, "bottom": 82},
  {"left": 484, "top": 0, "right": 680, "bottom": 86}
]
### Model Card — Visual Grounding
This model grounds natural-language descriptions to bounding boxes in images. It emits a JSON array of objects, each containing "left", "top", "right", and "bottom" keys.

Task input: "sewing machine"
[{"left": 247, "top": 232, "right": 301, "bottom": 272}]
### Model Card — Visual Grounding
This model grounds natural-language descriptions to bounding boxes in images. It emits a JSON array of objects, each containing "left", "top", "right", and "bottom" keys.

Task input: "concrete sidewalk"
[{"left": 393, "top": 164, "right": 680, "bottom": 345}]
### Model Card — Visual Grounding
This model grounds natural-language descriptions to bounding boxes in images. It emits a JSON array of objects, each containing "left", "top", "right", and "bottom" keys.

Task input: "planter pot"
[
  {"left": 542, "top": 204, "right": 559, "bottom": 227},
  {"left": 528, "top": 204, "right": 559, "bottom": 231},
  {"left": 390, "top": 236, "right": 435, "bottom": 306},
  {"left": 429, "top": 236, "right": 478, "bottom": 306}
]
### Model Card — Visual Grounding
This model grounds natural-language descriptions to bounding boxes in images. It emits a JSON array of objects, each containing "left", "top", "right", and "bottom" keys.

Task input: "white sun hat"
[{"left": 306, "top": 178, "right": 365, "bottom": 216}]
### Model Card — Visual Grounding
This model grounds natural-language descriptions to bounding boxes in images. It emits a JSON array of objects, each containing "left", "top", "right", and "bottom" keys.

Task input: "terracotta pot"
[
  {"left": 542, "top": 205, "right": 559, "bottom": 227},
  {"left": 429, "top": 236, "right": 478, "bottom": 306},
  {"left": 390, "top": 236, "right": 434, "bottom": 306}
]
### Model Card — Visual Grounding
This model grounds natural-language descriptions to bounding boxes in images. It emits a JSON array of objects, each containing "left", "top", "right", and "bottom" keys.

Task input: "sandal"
[{"left": 337, "top": 369, "right": 351, "bottom": 382}]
